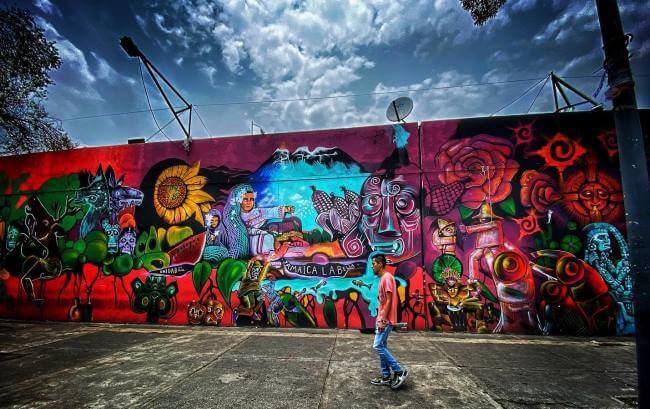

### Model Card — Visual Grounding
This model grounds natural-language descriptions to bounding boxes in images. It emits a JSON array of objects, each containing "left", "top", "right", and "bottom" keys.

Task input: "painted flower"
[
  {"left": 520, "top": 170, "right": 561, "bottom": 214},
  {"left": 513, "top": 209, "right": 542, "bottom": 241},
  {"left": 597, "top": 130, "right": 618, "bottom": 158},
  {"left": 153, "top": 161, "right": 214, "bottom": 225},
  {"left": 531, "top": 133, "right": 586, "bottom": 175},
  {"left": 435, "top": 135, "right": 519, "bottom": 209}
]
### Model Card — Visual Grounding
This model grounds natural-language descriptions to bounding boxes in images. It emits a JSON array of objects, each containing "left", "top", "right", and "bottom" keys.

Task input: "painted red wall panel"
[{"left": 1, "top": 112, "right": 647, "bottom": 335}]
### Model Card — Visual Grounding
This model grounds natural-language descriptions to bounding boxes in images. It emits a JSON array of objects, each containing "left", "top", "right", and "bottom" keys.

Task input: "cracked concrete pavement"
[{"left": 0, "top": 321, "right": 638, "bottom": 408}]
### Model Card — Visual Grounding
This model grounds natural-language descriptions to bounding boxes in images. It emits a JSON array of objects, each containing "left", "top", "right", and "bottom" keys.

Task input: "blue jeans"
[{"left": 373, "top": 324, "right": 402, "bottom": 378}]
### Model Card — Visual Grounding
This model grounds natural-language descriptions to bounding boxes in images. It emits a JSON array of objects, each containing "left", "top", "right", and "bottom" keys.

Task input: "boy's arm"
[{"left": 378, "top": 291, "right": 392, "bottom": 330}]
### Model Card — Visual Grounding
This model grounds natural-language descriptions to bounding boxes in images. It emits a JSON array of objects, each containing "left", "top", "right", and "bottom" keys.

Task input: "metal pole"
[
  {"left": 141, "top": 59, "right": 191, "bottom": 139},
  {"left": 595, "top": 1, "right": 650, "bottom": 406}
]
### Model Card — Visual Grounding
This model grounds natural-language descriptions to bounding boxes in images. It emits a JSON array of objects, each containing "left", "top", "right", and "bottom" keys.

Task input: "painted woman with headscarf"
[{"left": 229, "top": 184, "right": 294, "bottom": 259}]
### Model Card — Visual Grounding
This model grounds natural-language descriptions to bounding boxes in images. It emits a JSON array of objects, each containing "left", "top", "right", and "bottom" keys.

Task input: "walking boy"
[{"left": 370, "top": 254, "right": 409, "bottom": 389}]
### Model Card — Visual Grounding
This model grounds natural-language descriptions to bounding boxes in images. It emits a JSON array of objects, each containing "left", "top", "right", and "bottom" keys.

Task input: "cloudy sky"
[{"left": 12, "top": 0, "right": 650, "bottom": 146}]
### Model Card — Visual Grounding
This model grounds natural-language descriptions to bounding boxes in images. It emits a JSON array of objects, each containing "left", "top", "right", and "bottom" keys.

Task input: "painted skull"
[
  {"left": 102, "top": 219, "right": 120, "bottom": 254},
  {"left": 5, "top": 225, "right": 19, "bottom": 251},
  {"left": 187, "top": 300, "right": 207, "bottom": 325},
  {"left": 359, "top": 175, "right": 419, "bottom": 260},
  {"left": 249, "top": 261, "right": 263, "bottom": 281},
  {"left": 118, "top": 228, "right": 137, "bottom": 255},
  {"left": 587, "top": 231, "right": 611, "bottom": 254},
  {"left": 204, "top": 297, "right": 224, "bottom": 325}
]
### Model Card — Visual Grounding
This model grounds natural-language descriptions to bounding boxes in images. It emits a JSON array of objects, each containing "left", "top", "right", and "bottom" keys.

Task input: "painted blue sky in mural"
[{"left": 12, "top": 0, "right": 650, "bottom": 147}]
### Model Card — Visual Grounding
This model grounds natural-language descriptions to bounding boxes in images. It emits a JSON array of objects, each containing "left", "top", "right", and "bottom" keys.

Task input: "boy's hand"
[{"left": 378, "top": 319, "right": 386, "bottom": 332}]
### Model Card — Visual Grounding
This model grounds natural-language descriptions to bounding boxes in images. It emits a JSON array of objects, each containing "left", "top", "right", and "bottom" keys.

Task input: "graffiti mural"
[{"left": 0, "top": 111, "right": 646, "bottom": 335}]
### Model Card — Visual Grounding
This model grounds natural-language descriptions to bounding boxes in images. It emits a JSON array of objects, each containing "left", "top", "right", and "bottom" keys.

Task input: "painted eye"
[
  {"left": 597, "top": 189, "right": 609, "bottom": 199},
  {"left": 581, "top": 190, "right": 593, "bottom": 198},
  {"left": 395, "top": 194, "right": 415, "bottom": 214},
  {"left": 362, "top": 194, "right": 381, "bottom": 213}
]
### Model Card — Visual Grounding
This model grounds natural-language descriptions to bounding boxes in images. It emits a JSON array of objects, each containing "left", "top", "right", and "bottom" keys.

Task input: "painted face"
[
  {"left": 249, "top": 261, "right": 263, "bottom": 281},
  {"left": 6, "top": 225, "right": 19, "bottom": 251},
  {"left": 589, "top": 232, "right": 611, "bottom": 253},
  {"left": 440, "top": 225, "right": 456, "bottom": 237},
  {"left": 102, "top": 219, "right": 120, "bottom": 254},
  {"left": 118, "top": 228, "right": 137, "bottom": 255},
  {"left": 210, "top": 215, "right": 220, "bottom": 228},
  {"left": 187, "top": 301, "right": 206, "bottom": 325},
  {"left": 579, "top": 182, "right": 610, "bottom": 215},
  {"left": 360, "top": 175, "right": 419, "bottom": 259},
  {"left": 214, "top": 302, "right": 224, "bottom": 320},
  {"left": 241, "top": 192, "right": 256, "bottom": 213}
]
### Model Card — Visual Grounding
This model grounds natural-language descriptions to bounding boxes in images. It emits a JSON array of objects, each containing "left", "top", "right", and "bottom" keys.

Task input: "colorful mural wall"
[{"left": 0, "top": 111, "right": 647, "bottom": 335}]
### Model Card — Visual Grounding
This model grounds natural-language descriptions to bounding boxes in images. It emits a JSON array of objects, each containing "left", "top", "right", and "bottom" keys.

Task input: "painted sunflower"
[{"left": 153, "top": 161, "right": 214, "bottom": 225}]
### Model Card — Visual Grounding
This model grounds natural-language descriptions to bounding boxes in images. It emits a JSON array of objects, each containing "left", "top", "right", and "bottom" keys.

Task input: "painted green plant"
[{"left": 216, "top": 258, "right": 246, "bottom": 306}]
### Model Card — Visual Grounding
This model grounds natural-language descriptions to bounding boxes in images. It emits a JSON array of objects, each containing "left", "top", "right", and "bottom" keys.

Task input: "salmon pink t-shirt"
[{"left": 379, "top": 273, "right": 398, "bottom": 325}]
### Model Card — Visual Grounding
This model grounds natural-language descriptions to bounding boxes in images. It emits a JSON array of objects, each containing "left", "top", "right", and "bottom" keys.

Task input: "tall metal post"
[{"left": 595, "top": 1, "right": 650, "bottom": 406}]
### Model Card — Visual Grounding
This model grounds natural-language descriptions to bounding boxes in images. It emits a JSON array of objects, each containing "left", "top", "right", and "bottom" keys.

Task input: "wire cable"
[
  {"left": 490, "top": 77, "right": 547, "bottom": 116},
  {"left": 146, "top": 116, "right": 176, "bottom": 142},
  {"left": 527, "top": 75, "right": 550, "bottom": 113},
  {"left": 139, "top": 60, "right": 172, "bottom": 142},
  {"left": 194, "top": 77, "right": 552, "bottom": 108},
  {"left": 59, "top": 73, "right": 649, "bottom": 123},
  {"left": 193, "top": 106, "right": 213, "bottom": 138}
]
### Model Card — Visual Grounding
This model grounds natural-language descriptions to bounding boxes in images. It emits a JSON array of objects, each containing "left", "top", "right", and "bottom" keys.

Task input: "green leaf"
[
  {"left": 458, "top": 205, "right": 474, "bottom": 221},
  {"left": 498, "top": 196, "right": 516, "bottom": 217},
  {"left": 560, "top": 234, "right": 582, "bottom": 254},
  {"left": 280, "top": 293, "right": 316, "bottom": 328},
  {"left": 481, "top": 285, "right": 498, "bottom": 303},
  {"left": 323, "top": 298, "right": 337, "bottom": 328},
  {"left": 192, "top": 261, "right": 212, "bottom": 296},
  {"left": 216, "top": 258, "right": 246, "bottom": 306}
]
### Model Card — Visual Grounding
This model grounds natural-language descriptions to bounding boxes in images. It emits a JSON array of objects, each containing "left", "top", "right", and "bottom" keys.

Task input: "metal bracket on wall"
[
  {"left": 550, "top": 71, "right": 603, "bottom": 113},
  {"left": 120, "top": 36, "right": 193, "bottom": 152}
]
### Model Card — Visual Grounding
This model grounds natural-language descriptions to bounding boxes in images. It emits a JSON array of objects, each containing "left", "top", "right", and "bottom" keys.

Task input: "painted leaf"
[
  {"left": 323, "top": 298, "right": 337, "bottom": 328},
  {"left": 498, "top": 196, "right": 517, "bottom": 217},
  {"left": 192, "top": 261, "right": 212, "bottom": 295},
  {"left": 481, "top": 284, "right": 498, "bottom": 303},
  {"left": 280, "top": 293, "right": 316, "bottom": 328},
  {"left": 216, "top": 258, "right": 246, "bottom": 306}
]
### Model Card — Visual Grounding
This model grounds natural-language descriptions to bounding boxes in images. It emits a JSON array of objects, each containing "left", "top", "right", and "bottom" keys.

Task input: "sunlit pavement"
[{"left": 0, "top": 321, "right": 638, "bottom": 408}]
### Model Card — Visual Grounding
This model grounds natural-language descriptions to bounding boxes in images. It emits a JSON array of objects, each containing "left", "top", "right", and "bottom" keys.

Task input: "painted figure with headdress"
[
  {"left": 460, "top": 202, "right": 505, "bottom": 282},
  {"left": 432, "top": 218, "right": 457, "bottom": 256}
]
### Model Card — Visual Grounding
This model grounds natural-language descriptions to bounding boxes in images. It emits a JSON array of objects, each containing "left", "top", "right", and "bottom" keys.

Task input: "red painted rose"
[
  {"left": 520, "top": 170, "right": 561, "bottom": 213},
  {"left": 435, "top": 135, "right": 519, "bottom": 209}
]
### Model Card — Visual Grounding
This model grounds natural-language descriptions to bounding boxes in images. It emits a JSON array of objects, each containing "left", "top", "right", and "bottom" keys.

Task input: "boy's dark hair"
[{"left": 372, "top": 254, "right": 387, "bottom": 267}]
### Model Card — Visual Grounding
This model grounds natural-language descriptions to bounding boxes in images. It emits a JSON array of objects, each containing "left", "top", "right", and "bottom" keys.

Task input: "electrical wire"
[
  {"left": 57, "top": 75, "right": 581, "bottom": 122},
  {"left": 527, "top": 75, "right": 550, "bottom": 113},
  {"left": 139, "top": 60, "right": 172, "bottom": 142},
  {"left": 59, "top": 73, "right": 650, "bottom": 123}
]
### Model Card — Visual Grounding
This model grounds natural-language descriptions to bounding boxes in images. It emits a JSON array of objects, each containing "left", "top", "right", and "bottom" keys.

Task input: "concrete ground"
[{"left": 0, "top": 321, "right": 638, "bottom": 409}]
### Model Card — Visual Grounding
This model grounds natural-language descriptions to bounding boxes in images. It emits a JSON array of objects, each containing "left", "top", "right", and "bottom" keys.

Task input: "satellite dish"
[{"left": 386, "top": 96, "right": 413, "bottom": 122}]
